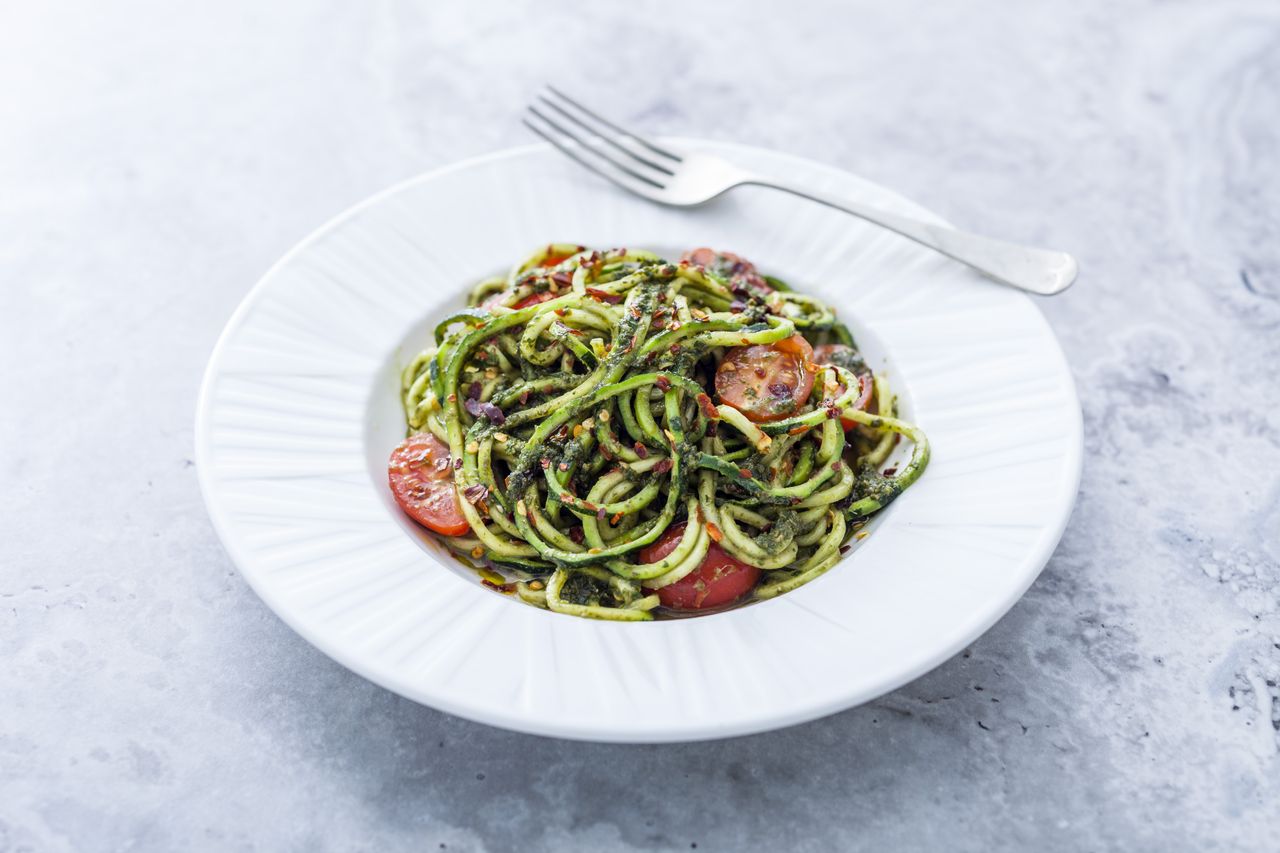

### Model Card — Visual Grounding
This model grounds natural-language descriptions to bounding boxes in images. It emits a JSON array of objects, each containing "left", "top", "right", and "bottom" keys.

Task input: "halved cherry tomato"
[
  {"left": 388, "top": 433, "right": 470, "bottom": 536},
  {"left": 714, "top": 334, "right": 816, "bottom": 423},
  {"left": 682, "top": 247, "right": 773, "bottom": 294},
  {"left": 812, "top": 344, "right": 875, "bottom": 430},
  {"left": 639, "top": 522, "right": 761, "bottom": 610}
]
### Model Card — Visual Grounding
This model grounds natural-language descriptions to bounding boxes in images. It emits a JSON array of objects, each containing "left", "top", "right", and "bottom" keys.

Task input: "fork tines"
[{"left": 524, "top": 86, "right": 681, "bottom": 192}]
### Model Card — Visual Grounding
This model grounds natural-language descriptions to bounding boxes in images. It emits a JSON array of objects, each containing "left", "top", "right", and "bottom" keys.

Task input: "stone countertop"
[{"left": 2, "top": 1, "right": 1277, "bottom": 850}]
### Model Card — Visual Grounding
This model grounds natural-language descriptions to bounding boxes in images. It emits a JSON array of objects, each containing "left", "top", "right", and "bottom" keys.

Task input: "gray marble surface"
[{"left": 3, "top": 1, "right": 1278, "bottom": 850}]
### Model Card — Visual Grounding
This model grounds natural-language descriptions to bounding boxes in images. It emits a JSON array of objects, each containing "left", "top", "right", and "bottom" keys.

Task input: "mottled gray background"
[{"left": 2, "top": 1, "right": 1278, "bottom": 850}]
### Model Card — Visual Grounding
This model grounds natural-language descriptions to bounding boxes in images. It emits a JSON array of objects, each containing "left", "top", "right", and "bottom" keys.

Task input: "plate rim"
[{"left": 195, "top": 139, "right": 1083, "bottom": 742}]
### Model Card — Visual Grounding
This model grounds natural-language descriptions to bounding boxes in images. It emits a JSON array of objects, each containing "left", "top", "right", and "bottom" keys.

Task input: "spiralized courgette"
[{"left": 398, "top": 244, "right": 928, "bottom": 620}]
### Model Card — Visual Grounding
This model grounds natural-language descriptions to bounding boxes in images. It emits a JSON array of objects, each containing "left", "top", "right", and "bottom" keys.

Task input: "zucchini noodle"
[{"left": 397, "top": 244, "right": 929, "bottom": 620}]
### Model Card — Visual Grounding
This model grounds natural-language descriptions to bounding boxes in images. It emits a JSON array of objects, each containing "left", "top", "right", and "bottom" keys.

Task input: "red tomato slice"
[
  {"left": 681, "top": 247, "right": 773, "bottom": 294},
  {"left": 714, "top": 334, "right": 816, "bottom": 423},
  {"left": 387, "top": 433, "right": 470, "bottom": 536},
  {"left": 812, "top": 344, "right": 875, "bottom": 430},
  {"left": 639, "top": 522, "right": 761, "bottom": 610}
]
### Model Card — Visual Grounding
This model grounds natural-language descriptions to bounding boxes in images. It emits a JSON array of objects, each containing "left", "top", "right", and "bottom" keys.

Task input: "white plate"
[{"left": 196, "top": 139, "right": 1082, "bottom": 742}]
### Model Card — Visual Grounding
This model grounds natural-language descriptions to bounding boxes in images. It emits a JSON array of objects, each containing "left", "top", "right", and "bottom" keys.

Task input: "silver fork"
[{"left": 523, "top": 87, "right": 1077, "bottom": 296}]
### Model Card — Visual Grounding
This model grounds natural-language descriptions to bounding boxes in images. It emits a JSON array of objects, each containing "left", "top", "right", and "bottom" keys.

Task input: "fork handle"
[{"left": 745, "top": 179, "right": 1078, "bottom": 295}]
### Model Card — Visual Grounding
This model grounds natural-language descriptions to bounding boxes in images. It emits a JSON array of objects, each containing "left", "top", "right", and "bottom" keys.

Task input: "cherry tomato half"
[
  {"left": 714, "top": 334, "right": 816, "bottom": 423},
  {"left": 682, "top": 247, "right": 773, "bottom": 294},
  {"left": 639, "top": 522, "right": 761, "bottom": 610},
  {"left": 388, "top": 433, "right": 470, "bottom": 536}
]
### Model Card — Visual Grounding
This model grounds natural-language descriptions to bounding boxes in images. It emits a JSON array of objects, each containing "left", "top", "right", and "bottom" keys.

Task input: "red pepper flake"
[
  {"left": 600, "top": 445, "right": 614, "bottom": 461},
  {"left": 839, "top": 545, "right": 852, "bottom": 555},
  {"left": 670, "top": 343, "right": 681, "bottom": 354},
  {"left": 610, "top": 512, "right": 623, "bottom": 525},
  {"left": 883, "top": 467, "right": 898, "bottom": 476},
  {"left": 696, "top": 393, "right": 719, "bottom": 420},
  {"left": 481, "top": 579, "right": 516, "bottom": 593},
  {"left": 738, "top": 468, "right": 752, "bottom": 479},
  {"left": 551, "top": 271, "right": 572, "bottom": 288},
  {"left": 585, "top": 287, "right": 622, "bottom": 304},
  {"left": 554, "top": 307, "right": 567, "bottom": 317},
  {"left": 569, "top": 526, "right": 585, "bottom": 544},
  {"left": 519, "top": 391, "right": 530, "bottom": 405},
  {"left": 653, "top": 458, "right": 673, "bottom": 474},
  {"left": 634, "top": 442, "right": 649, "bottom": 459},
  {"left": 787, "top": 425, "right": 810, "bottom": 436},
  {"left": 539, "top": 458, "right": 551, "bottom": 470},
  {"left": 655, "top": 376, "right": 671, "bottom": 392},
  {"left": 830, "top": 461, "right": 842, "bottom": 473},
  {"left": 557, "top": 461, "right": 570, "bottom": 472},
  {"left": 754, "top": 366, "right": 766, "bottom": 378},
  {"left": 705, "top": 522, "right": 723, "bottom": 543},
  {"left": 453, "top": 458, "right": 463, "bottom": 470},
  {"left": 596, "top": 506, "right": 607, "bottom": 520}
]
